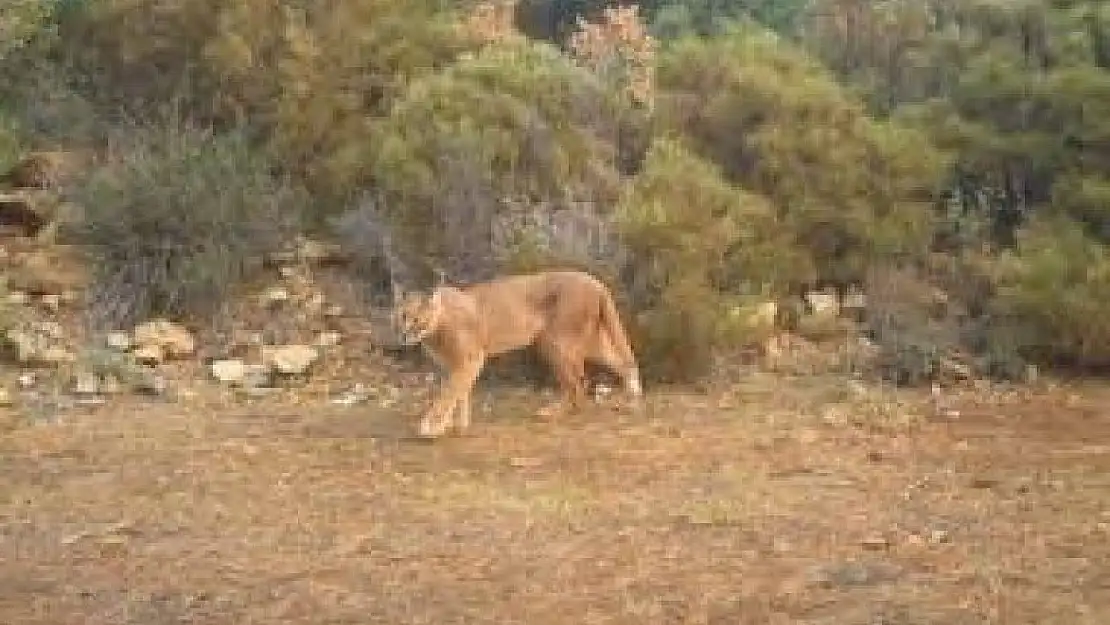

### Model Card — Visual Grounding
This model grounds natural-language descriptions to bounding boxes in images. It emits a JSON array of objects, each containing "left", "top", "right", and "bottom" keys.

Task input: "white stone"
[
  {"left": 262, "top": 344, "right": 319, "bottom": 376},
  {"left": 105, "top": 332, "right": 133, "bottom": 351},
  {"left": 210, "top": 359, "right": 247, "bottom": 385},
  {"left": 133, "top": 319, "right": 195, "bottom": 359},
  {"left": 73, "top": 372, "right": 99, "bottom": 396},
  {"left": 133, "top": 344, "right": 164, "bottom": 366}
]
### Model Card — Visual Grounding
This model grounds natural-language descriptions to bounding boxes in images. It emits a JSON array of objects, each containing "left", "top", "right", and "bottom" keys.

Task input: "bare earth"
[{"left": 2, "top": 374, "right": 1108, "bottom": 624}]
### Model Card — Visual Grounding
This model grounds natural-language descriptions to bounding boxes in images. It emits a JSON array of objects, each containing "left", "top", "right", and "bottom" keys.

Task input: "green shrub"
[
  {"left": 0, "top": 114, "right": 21, "bottom": 172},
  {"left": 66, "top": 123, "right": 304, "bottom": 330},
  {"left": 0, "top": 0, "right": 55, "bottom": 61},
  {"left": 1052, "top": 174, "right": 1110, "bottom": 243},
  {"left": 989, "top": 217, "right": 1110, "bottom": 369},
  {"left": 615, "top": 137, "right": 806, "bottom": 381},
  {"left": 365, "top": 39, "right": 629, "bottom": 280},
  {"left": 655, "top": 22, "right": 947, "bottom": 291},
  {"left": 48, "top": 0, "right": 473, "bottom": 201}
]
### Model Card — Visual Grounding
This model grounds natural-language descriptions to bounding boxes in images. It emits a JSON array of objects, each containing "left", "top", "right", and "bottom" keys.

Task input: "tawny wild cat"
[{"left": 393, "top": 270, "right": 643, "bottom": 438}]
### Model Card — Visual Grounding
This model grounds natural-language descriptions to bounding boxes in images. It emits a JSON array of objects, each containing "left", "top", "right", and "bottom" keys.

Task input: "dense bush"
[
  {"left": 66, "top": 123, "right": 304, "bottom": 330},
  {"left": 53, "top": 0, "right": 409, "bottom": 121},
  {"left": 46, "top": 0, "right": 474, "bottom": 203},
  {"left": 1052, "top": 174, "right": 1110, "bottom": 243},
  {"left": 0, "top": 0, "right": 56, "bottom": 61},
  {"left": 990, "top": 217, "right": 1110, "bottom": 369},
  {"left": 365, "top": 38, "right": 631, "bottom": 282},
  {"left": 614, "top": 137, "right": 804, "bottom": 380},
  {"left": 655, "top": 22, "right": 949, "bottom": 294}
]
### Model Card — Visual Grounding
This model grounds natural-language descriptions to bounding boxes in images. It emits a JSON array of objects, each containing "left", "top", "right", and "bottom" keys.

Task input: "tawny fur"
[{"left": 393, "top": 270, "right": 643, "bottom": 437}]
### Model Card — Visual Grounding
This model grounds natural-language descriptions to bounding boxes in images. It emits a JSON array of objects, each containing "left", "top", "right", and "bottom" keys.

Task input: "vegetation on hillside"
[{"left": 1, "top": 0, "right": 1109, "bottom": 382}]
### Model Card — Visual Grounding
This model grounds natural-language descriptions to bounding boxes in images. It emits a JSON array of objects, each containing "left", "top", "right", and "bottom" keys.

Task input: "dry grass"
[{"left": 1, "top": 373, "right": 1109, "bottom": 624}]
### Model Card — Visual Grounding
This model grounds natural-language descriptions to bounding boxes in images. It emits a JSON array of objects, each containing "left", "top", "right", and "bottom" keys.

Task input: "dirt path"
[{"left": 2, "top": 377, "right": 1108, "bottom": 624}]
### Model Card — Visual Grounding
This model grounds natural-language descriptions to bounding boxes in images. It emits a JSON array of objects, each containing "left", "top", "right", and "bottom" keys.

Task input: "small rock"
[
  {"left": 211, "top": 361, "right": 272, "bottom": 389},
  {"left": 72, "top": 372, "right": 99, "bottom": 396},
  {"left": 941, "top": 358, "right": 972, "bottom": 380},
  {"left": 260, "top": 286, "right": 290, "bottom": 308},
  {"left": 929, "top": 529, "right": 950, "bottom": 544},
  {"left": 805, "top": 290, "right": 840, "bottom": 318},
  {"left": 330, "top": 383, "right": 372, "bottom": 405},
  {"left": 210, "top": 359, "right": 247, "bottom": 385},
  {"left": 277, "top": 266, "right": 295, "bottom": 279},
  {"left": 297, "top": 239, "right": 325, "bottom": 262},
  {"left": 314, "top": 331, "right": 341, "bottom": 348},
  {"left": 17, "top": 371, "right": 36, "bottom": 388},
  {"left": 39, "top": 346, "right": 75, "bottom": 365},
  {"left": 39, "top": 293, "right": 62, "bottom": 311},
  {"left": 297, "top": 238, "right": 342, "bottom": 264},
  {"left": 842, "top": 290, "right": 867, "bottom": 310},
  {"left": 60, "top": 530, "right": 89, "bottom": 546},
  {"left": 133, "top": 344, "right": 164, "bottom": 366},
  {"left": 262, "top": 344, "right": 319, "bottom": 376},
  {"left": 592, "top": 382, "right": 613, "bottom": 400},
  {"left": 105, "top": 332, "right": 133, "bottom": 351},
  {"left": 133, "top": 319, "right": 195, "bottom": 359},
  {"left": 731, "top": 300, "right": 777, "bottom": 329}
]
